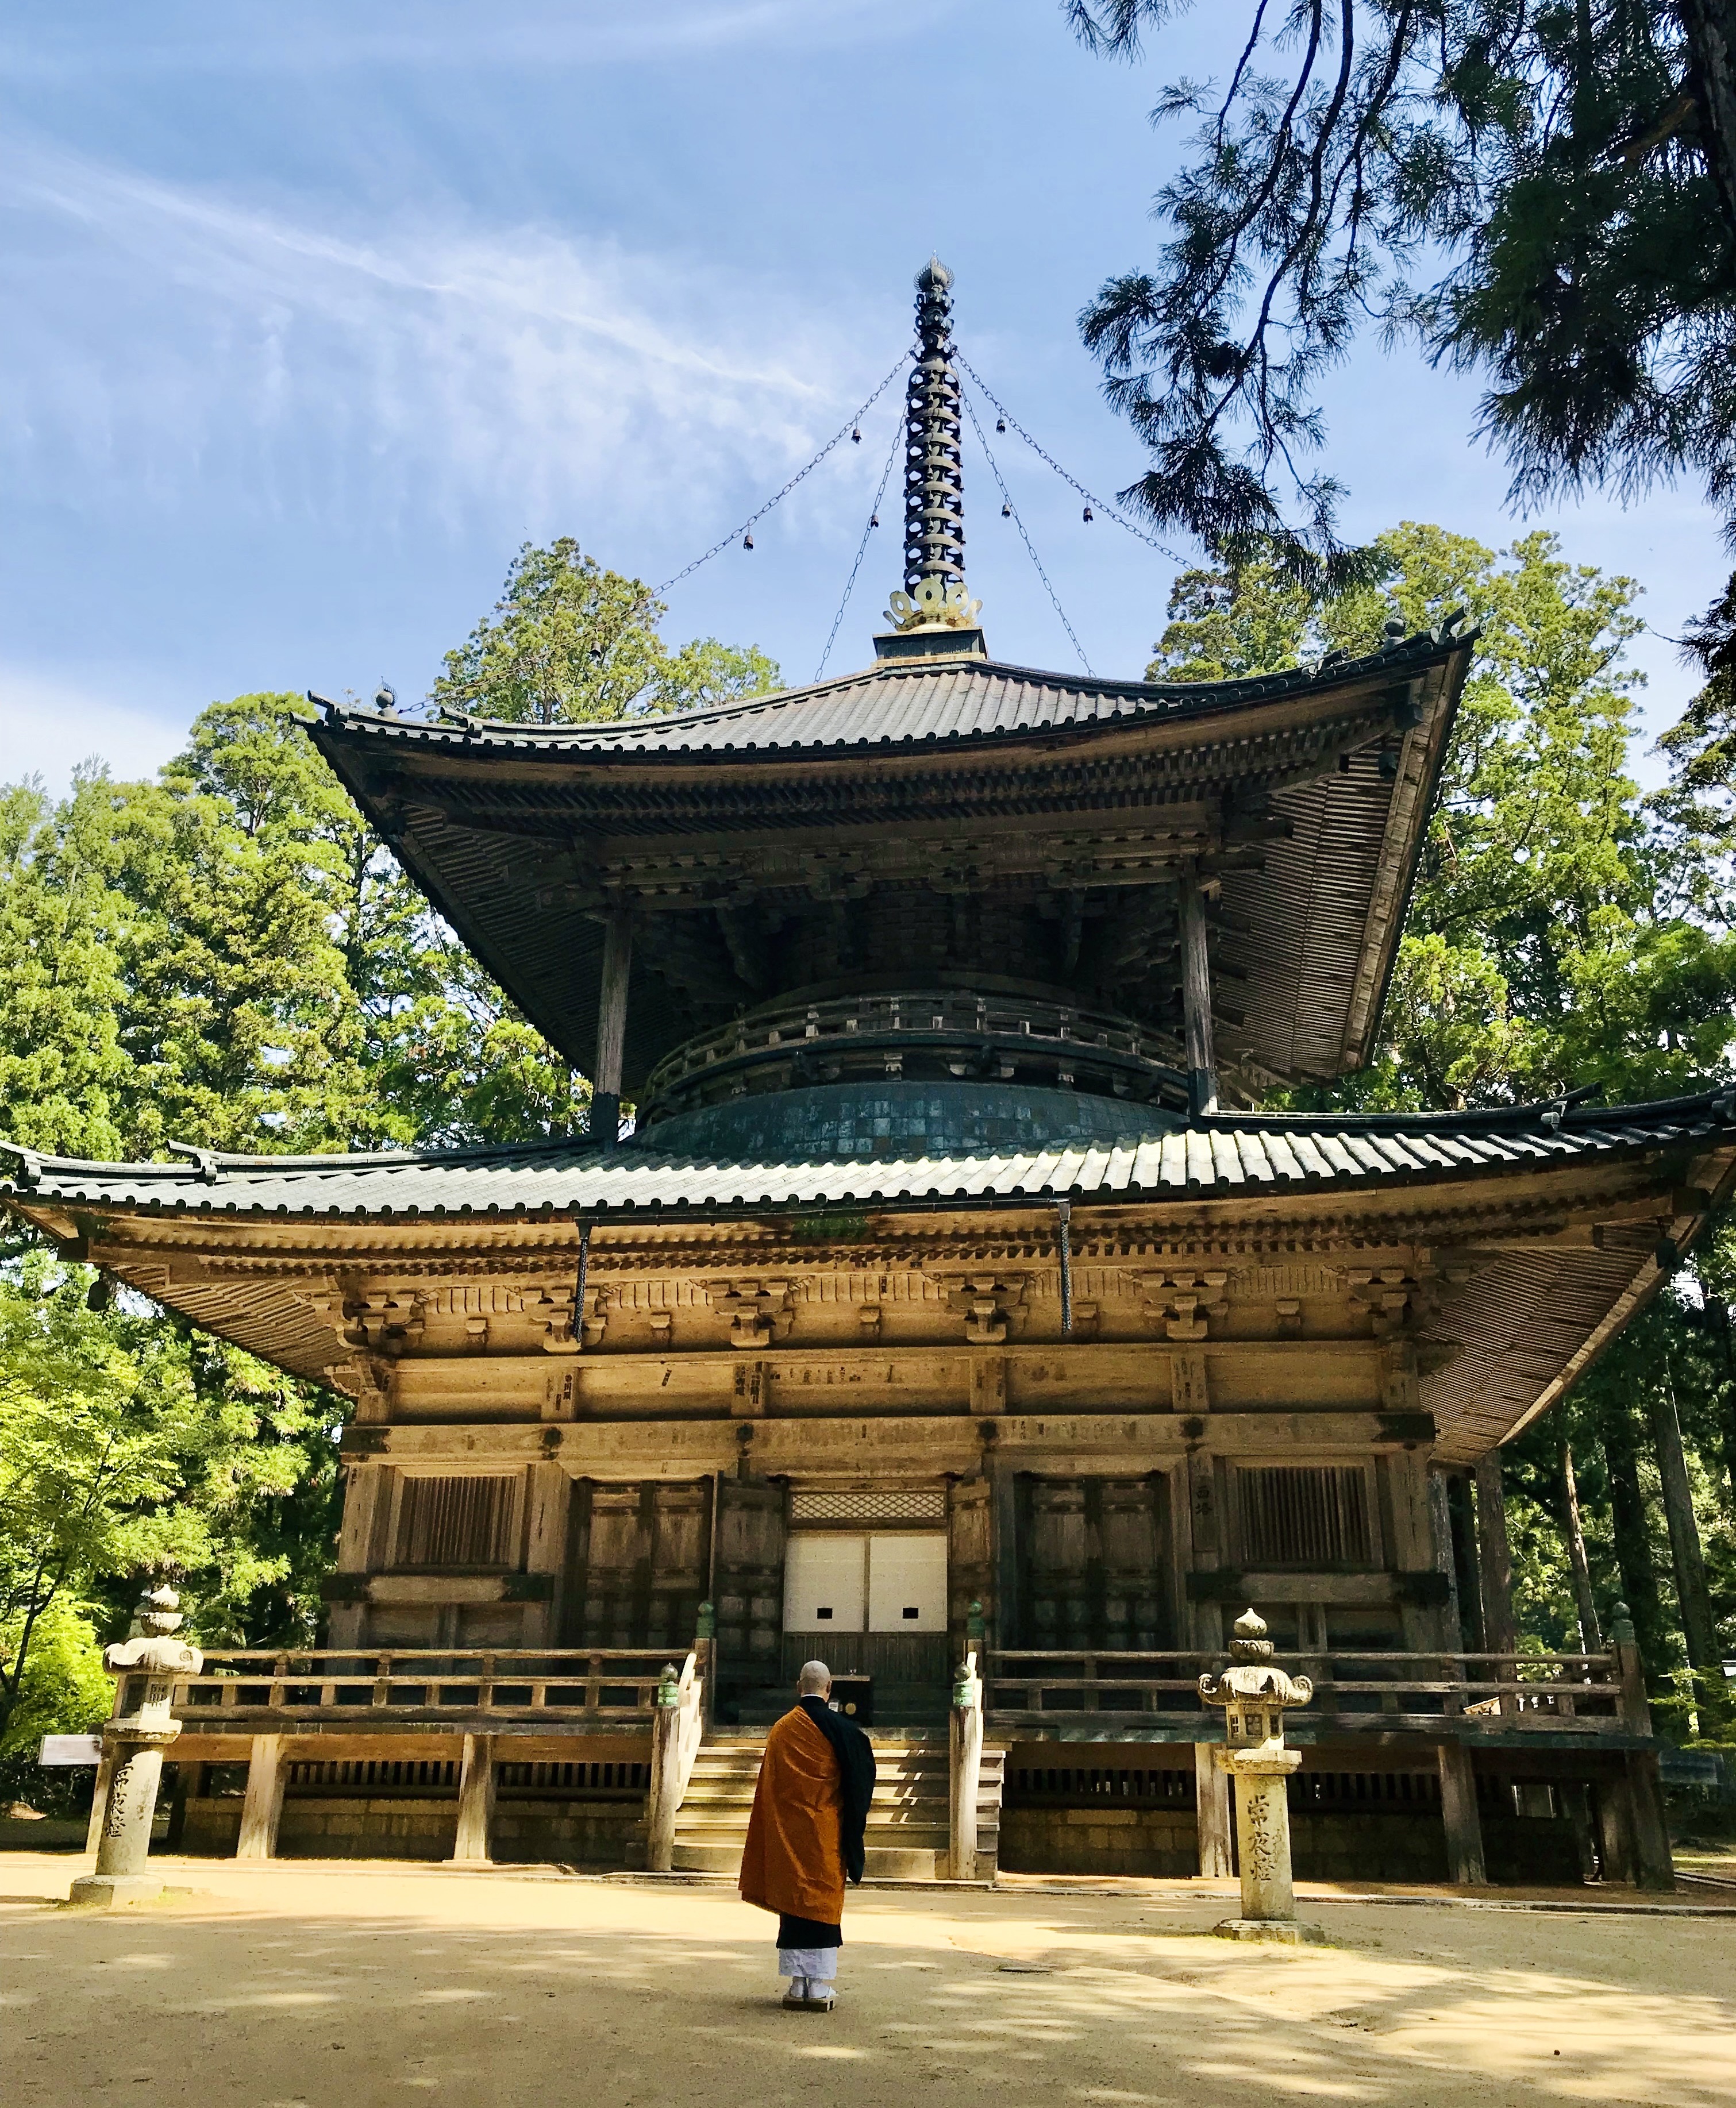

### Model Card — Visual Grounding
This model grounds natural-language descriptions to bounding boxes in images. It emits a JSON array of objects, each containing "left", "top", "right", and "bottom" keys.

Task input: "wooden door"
[
  {"left": 714, "top": 1476, "right": 787, "bottom": 1698},
  {"left": 557, "top": 1478, "right": 712, "bottom": 1650},
  {"left": 1018, "top": 1475, "right": 1169, "bottom": 1650}
]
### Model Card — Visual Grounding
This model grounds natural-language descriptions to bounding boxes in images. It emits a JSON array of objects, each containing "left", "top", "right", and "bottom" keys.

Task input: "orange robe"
[{"left": 738, "top": 1705, "right": 846, "bottom": 1925}]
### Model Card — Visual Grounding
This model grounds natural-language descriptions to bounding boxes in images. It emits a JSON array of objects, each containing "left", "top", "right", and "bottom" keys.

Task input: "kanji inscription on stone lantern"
[
  {"left": 1199, "top": 1607, "right": 1321, "bottom": 1941},
  {"left": 70, "top": 1579, "right": 202, "bottom": 1907}
]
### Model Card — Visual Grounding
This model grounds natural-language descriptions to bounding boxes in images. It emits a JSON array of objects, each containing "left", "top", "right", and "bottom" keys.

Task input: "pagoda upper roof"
[
  {"left": 314, "top": 623, "right": 1466, "bottom": 763},
  {"left": 307, "top": 624, "right": 1475, "bottom": 1096},
  {"left": 6, "top": 1087, "right": 1731, "bottom": 1465}
]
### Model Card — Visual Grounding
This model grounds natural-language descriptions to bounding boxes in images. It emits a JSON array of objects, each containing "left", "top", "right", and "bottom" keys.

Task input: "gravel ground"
[{"left": 3, "top": 1851, "right": 1733, "bottom": 2108}]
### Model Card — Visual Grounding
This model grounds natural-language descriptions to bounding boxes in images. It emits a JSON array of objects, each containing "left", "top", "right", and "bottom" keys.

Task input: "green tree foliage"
[
  {"left": 1152, "top": 522, "right": 1736, "bottom": 1106},
  {"left": 1065, "top": 0, "right": 1736, "bottom": 569},
  {"left": 432, "top": 539, "right": 779, "bottom": 724},
  {"left": 0, "top": 547, "right": 774, "bottom": 1800},
  {"left": 1154, "top": 521, "right": 1736, "bottom": 1738}
]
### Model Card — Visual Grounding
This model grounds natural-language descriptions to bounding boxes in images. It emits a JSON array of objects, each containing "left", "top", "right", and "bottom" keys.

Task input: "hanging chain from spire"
[
  {"left": 815, "top": 415, "right": 904, "bottom": 681},
  {"left": 654, "top": 353, "right": 909, "bottom": 596},
  {"left": 961, "top": 386, "right": 1092, "bottom": 674}
]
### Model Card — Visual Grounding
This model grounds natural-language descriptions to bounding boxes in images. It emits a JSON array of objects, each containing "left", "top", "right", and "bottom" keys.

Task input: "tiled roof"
[
  {"left": 310, "top": 626, "right": 1471, "bottom": 761},
  {"left": 4, "top": 1093, "right": 1729, "bottom": 1221}
]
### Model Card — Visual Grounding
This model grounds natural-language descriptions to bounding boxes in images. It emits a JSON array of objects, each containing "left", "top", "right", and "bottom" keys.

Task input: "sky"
[{"left": 2, "top": 0, "right": 1727, "bottom": 792}]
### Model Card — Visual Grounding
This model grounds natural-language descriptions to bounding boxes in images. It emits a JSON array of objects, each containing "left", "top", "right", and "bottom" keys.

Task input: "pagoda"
[{"left": 6, "top": 261, "right": 1729, "bottom": 1891}]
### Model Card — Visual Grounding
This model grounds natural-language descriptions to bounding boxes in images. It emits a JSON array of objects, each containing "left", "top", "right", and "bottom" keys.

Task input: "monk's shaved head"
[{"left": 797, "top": 1660, "right": 832, "bottom": 1695}]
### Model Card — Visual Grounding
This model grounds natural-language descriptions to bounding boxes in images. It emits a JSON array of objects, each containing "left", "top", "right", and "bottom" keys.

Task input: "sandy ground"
[{"left": 3, "top": 1852, "right": 1734, "bottom": 2108}]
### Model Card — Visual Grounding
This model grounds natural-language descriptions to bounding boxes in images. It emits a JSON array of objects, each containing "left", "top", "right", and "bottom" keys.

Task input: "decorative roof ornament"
[{"left": 884, "top": 258, "right": 982, "bottom": 635}]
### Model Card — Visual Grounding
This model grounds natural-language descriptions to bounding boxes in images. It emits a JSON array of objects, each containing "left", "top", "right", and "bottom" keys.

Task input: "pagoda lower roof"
[
  {"left": 5, "top": 1092, "right": 1728, "bottom": 1218},
  {"left": 10, "top": 1091, "right": 1730, "bottom": 1466}
]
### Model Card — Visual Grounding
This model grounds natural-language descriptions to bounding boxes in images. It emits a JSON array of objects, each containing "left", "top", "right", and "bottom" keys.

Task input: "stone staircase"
[{"left": 671, "top": 1732, "right": 1005, "bottom": 1880}]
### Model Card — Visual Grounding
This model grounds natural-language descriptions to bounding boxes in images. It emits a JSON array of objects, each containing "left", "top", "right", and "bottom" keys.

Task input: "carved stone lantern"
[
  {"left": 1198, "top": 1607, "right": 1319, "bottom": 1941},
  {"left": 70, "top": 1579, "right": 203, "bottom": 1907}
]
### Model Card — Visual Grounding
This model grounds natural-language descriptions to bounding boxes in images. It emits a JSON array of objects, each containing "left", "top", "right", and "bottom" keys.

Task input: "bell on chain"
[
  {"left": 1002, "top": 502, "right": 1011, "bottom": 517},
  {"left": 1082, "top": 506, "right": 1094, "bottom": 523},
  {"left": 743, "top": 533, "right": 754, "bottom": 550},
  {"left": 851, "top": 427, "right": 862, "bottom": 444},
  {"left": 995, "top": 417, "right": 1006, "bottom": 433},
  {"left": 869, "top": 514, "right": 879, "bottom": 529}
]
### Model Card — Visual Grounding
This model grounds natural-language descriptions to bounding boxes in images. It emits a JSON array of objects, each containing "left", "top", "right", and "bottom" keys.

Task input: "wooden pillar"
[
  {"left": 989, "top": 1455, "right": 1020, "bottom": 1651},
  {"left": 1595, "top": 1766, "right": 1635, "bottom": 1885},
  {"left": 1179, "top": 876, "right": 1217, "bottom": 1117},
  {"left": 164, "top": 1760, "right": 203, "bottom": 1851},
  {"left": 1623, "top": 1749, "right": 1676, "bottom": 1891},
  {"left": 452, "top": 1733, "right": 496, "bottom": 1864},
  {"left": 1446, "top": 1471, "right": 1484, "bottom": 1651},
  {"left": 590, "top": 908, "right": 633, "bottom": 1144},
  {"left": 1436, "top": 1740, "right": 1487, "bottom": 1885},
  {"left": 1194, "top": 1743, "right": 1233, "bottom": 1878},
  {"left": 235, "top": 1733, "right": 286, "bottom": 1860}
]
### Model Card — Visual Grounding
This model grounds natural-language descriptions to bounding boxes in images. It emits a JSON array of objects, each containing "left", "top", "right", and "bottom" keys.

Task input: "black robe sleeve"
[{"left": 799, "top": 1695, "right": 877, "bottom": 1885}]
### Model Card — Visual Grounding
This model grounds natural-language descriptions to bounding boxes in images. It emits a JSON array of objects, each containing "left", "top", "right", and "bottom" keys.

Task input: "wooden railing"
[
  {"left": 984, "top": 1646, "right": 1643, "bottom": 1735},
  {"left": 167, "top": 1648, "right": 678, "bottom": 1727}
]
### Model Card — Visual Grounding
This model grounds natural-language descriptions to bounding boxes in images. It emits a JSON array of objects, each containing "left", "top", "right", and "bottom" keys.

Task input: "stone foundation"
[{"left": 999, "top": 1806, "right": 1199, "bottom": 1877}]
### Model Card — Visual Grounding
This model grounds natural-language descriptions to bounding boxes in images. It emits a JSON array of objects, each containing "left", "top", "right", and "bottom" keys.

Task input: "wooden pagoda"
[{"left": 6, "top": 260, "right": 1729, "bottom": 1891}]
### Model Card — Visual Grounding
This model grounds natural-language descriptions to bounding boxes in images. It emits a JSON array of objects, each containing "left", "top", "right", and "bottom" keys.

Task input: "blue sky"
[{"left": 2, "top": 0, "right": 1726, "bottom": 790}]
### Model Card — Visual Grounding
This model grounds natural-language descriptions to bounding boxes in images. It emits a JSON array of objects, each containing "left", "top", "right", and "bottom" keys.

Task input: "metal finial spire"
[{"left": 884, "top": 258, "right": 981, "bottom": 635}]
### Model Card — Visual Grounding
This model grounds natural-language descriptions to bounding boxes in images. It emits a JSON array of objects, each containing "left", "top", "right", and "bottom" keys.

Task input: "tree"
[
  {"left": 1065, "top": 1, "right": 1736, "bottom": 567},
  {"left": 1151, "top": 522, "right": 1736, "bottom": 1106},
  {"left": 432, "top": 539, "right": 779, "bottom": 725}
]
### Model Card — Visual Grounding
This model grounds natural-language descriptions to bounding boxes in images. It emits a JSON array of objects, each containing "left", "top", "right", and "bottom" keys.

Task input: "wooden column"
[
  {"left": 1179, "top": 875, "right": 1217, "bottom": 1117},
  {"left": 1194, "top": 1743, "right": 1234, "bottom": 1878},
  {"left": 1623, "top": 1750, "right": 1676, "bottom": 1891},
  {"left": 590, "top": 908, "right": 633, "bottom": 1144},
  {"left": 1436, "top": 1740, "right": 1487, "bottom": 1885},
  {"left": 235, "top": 1733, "right": 286, "bottom": 1860},
  {"left": 452, "top": 1732, "right": 496, "bottom": 1864}
]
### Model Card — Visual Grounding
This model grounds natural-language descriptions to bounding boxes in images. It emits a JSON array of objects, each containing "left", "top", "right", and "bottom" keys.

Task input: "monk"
[{"left": 739, "top": 1660, "right": 876, "bottom": 2010}]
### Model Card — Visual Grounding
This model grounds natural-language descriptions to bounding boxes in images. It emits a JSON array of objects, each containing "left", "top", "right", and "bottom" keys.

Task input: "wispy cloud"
[
  {"left": 0, "top": 0, "right": 901, "bottom": 79},
  {"left": 0, "top": 138, "right": 899, "bottom": 560},
  {"left": 0, "top": 664, "right": 188, "bottom": 791}
]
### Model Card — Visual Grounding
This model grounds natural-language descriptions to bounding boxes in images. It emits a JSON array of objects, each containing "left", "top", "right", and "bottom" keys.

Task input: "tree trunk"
[
  {"left": 1473, "top": 1455, "right": 1519, "bottom": 1659},
  {"left": 1646, "top": 1364, "right": 1730, "bottom": 1729},
  {"left": 1680, "top": 0, "right": 1736, "bottom": 255},
  {"left": 1559, "top": 1441, "right": 1603, "bottom": 1652},
  {"left": 1600, "top": 1388, "right": 1670, "bottom": 1691}
]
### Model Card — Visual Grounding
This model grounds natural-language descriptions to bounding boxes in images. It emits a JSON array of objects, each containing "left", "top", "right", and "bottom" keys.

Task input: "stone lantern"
[
  {"left": 70, "top": 1579, "right": 203, "bottom": 1907},
  {"left": 1198, "top": 1608, "right": 1319, "bottom": 1942}
]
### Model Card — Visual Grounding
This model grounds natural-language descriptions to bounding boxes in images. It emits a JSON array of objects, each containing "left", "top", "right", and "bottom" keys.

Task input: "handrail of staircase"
[
  {"left": 646, "top": 1609, "right": 713, "bottom": 1874},
  {"left": 949, "top": 1604, "right": 986, "bottom": 1880}
]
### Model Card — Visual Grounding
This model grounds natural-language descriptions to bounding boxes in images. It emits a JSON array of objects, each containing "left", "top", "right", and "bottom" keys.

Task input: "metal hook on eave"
[{"left": 167, "top": 1140, "right": 222, "bottom": 1184}]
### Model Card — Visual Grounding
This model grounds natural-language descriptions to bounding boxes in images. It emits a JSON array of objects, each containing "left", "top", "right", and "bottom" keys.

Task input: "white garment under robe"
[{"left": 777, "top": 1947, "right": 838, "bottom": 1982}]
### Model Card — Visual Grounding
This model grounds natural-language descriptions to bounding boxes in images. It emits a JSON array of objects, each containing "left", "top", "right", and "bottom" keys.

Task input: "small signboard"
[{"left": 38, "top": 1734, "right": 103, "bottom": 1767}]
